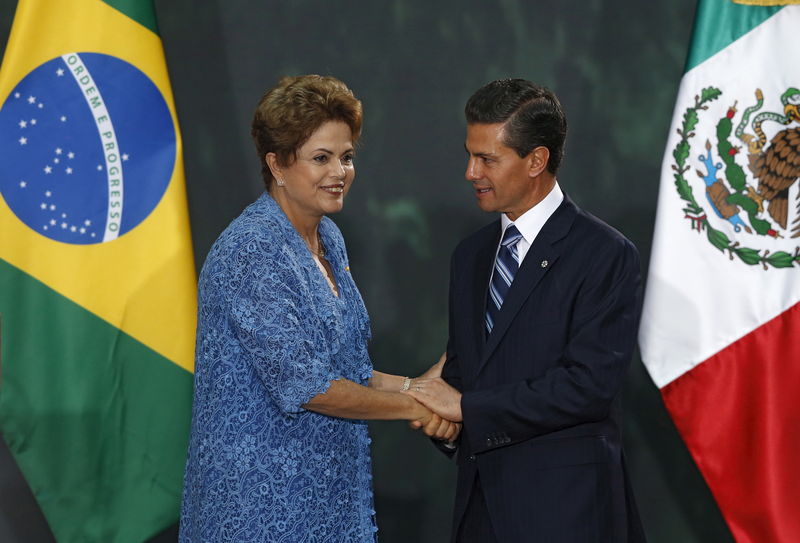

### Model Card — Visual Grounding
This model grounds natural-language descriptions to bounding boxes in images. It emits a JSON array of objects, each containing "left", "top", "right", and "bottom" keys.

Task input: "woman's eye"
[
  {"left": 314, "top": 155, "right": 328, "bottom": 164},
  {"left": 342, "top": 154, "right": 354, "bottom": 165}
]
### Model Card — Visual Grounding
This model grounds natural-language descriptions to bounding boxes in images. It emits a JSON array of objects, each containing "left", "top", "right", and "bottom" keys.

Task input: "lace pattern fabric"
[{"left": 180, "top": 193, "right": 377, "bottom": 542}]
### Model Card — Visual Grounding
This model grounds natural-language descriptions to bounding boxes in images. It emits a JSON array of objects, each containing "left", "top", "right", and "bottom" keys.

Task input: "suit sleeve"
[
  {"left": 432, "top": 251, "right": 464, "bottom": 458},
  {"left": 442, "top": 251, "right": 464, "bottom": 392},
  {"left": 460, "top": 236, "right": 642, "bottom": 455}
]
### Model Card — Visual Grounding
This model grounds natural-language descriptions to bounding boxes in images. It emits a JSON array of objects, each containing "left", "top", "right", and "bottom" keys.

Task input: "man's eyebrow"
[{"left": 464, "top": 144, "right": 496, "bottom": 157}]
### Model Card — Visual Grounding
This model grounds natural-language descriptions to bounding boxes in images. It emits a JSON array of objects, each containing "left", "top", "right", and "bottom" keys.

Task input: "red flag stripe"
[{"left": 662, "top": 301, "right": 800, "bottom": 543}]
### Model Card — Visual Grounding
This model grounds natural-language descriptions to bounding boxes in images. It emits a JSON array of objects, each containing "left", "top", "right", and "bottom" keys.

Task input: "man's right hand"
[{"left": 410, "top": 405, "right": 461, "bottom": 442}]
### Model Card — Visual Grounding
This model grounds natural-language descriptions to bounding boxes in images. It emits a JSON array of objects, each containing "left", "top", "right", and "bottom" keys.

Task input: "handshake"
[{"left": 402, "top": 354, "right": 463, "bottom": 444}]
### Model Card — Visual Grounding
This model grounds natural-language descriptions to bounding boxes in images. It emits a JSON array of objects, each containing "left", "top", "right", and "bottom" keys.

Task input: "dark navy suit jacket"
[{"left": 441, "top": 195, "right": 646, "bottom": 542}]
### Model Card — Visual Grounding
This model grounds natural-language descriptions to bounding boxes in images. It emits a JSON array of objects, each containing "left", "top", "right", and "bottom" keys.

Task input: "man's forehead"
[{"left": 465, "top": 123, "right": 510, "bottom": 154}]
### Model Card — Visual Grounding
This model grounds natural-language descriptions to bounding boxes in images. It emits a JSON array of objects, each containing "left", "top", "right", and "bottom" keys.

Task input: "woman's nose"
[{"left": 332, "top": 159, "right": 346, "bottom": 178}]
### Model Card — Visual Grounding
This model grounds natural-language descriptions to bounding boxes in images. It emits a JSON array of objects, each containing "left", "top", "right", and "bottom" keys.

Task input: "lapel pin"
[{"left": 541, "top": 260, "right": 548, "bottom": 268}]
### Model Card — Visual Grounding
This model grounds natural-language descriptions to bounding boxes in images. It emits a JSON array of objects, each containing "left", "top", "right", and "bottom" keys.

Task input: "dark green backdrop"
[{"left": 0, "top": 1, "right": 735, "bottom": 541}]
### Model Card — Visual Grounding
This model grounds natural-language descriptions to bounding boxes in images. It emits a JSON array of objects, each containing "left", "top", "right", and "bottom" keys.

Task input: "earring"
[{"left": 276, "top": 178, "right": 285, "bottom": 186}]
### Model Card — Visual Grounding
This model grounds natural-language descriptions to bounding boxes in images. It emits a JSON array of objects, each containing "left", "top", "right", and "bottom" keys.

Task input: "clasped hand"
[
  {"left": 405, "top": 378, "right": 463, "bottom": 442},
  {"left": 410, "top": 407, "right": 461, "bottom": 442},
  {"left": 403, "top": 355, "right": 463, "bottom": 442},
  {"left": 404, "top": 377, "right": 463, "bottom": 423}
]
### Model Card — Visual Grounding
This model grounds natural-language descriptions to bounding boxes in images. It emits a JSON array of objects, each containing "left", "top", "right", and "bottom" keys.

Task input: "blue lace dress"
[{"left": 179, "top": 193, "right": 378, "bottom": 542}]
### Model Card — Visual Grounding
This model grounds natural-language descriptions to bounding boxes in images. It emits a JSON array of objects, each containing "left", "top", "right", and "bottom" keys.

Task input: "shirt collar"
[{"left": 500, "top": 181, "right": 564, "bottom": 245}]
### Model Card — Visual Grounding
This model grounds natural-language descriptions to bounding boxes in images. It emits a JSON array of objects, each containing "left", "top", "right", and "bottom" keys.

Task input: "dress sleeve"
[{"left": 226, "top": 235, "right": 339, "bottom": 415}]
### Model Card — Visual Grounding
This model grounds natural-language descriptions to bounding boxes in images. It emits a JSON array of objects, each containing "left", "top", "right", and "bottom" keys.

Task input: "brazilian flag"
[{"left": 0, "top": 1, "right": 196, "bottom": 541}]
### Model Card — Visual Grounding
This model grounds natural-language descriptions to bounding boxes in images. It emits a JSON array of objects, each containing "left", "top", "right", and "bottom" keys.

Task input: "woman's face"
[{"left": 273, "top": 120, "right": 355, "bottom": 222}]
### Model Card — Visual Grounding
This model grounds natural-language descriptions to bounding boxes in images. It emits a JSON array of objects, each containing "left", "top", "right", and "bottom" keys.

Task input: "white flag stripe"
[
  {"left": 639, "top": 7, "right": 800, "bottom": 388},
  {"left": 61, "top": 53, "right": 125, "bottom": 243}
]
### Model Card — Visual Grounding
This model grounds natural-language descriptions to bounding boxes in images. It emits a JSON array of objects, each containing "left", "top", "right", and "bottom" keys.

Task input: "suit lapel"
[{"left": 476, "top": 195, "right": 579, "bottom": 375}]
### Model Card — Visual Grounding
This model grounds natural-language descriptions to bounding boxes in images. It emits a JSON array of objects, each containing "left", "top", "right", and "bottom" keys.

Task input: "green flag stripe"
[
  {"left": 100, "top": 0, "right": 159, "bottom": 35},
  {"left": 0, "top": 259, "right": 192, "bottom": 543},
  {"left": 685, "top": 0, "right": 782, "bottom": 72}
]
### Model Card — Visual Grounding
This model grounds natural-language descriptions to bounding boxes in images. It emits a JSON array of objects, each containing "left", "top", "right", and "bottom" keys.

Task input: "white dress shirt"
[{"left": 497, "top": 181, "right": 564, "bottom": 265}]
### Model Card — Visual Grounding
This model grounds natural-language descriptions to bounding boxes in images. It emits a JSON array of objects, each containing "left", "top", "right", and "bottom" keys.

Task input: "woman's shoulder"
[{"left": 204, "top": 194, "right": 288, "bottom": 270}]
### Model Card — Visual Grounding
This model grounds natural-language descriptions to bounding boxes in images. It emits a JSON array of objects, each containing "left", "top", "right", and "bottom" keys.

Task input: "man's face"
[{"left": 464, "top": 123, "right": 538, "bottom": 221}]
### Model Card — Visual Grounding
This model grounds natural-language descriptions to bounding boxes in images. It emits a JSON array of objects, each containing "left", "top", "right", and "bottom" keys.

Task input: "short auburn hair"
[{"left": 251, "top": 75, "right": 363, "bottom": 188}]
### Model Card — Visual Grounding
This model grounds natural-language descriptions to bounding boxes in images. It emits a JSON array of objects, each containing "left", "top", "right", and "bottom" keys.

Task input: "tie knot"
[{"left": 501, "top": 225, "right": 522, "bottom": 247}]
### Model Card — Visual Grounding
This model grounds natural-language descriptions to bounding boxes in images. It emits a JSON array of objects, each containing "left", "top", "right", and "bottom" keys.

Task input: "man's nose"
[{"left": 465, "top": 158, "right": 481, "bottom": 181}]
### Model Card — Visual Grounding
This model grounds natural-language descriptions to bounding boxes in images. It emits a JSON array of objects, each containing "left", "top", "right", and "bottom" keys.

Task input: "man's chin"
[{"left": 475, "top": 199, "right": 497, "bottom": 214}]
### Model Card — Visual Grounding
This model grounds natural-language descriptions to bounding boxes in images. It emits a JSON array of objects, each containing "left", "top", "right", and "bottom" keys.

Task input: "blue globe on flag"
[{"left": 0, "top": 52, "right": 176, "bottom": 245}]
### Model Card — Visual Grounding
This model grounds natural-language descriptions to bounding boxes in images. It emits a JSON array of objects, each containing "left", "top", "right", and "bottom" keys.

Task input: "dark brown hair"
[
  {"left": 251, "top": 75, "right": 363, "bottom": 188},
  {"left": 465, "top": 79, "right": 566, "bottom": 175}
]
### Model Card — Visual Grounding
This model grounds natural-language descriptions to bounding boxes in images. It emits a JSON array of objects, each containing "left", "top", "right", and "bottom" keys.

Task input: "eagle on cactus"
[{"left": 737, "top": 87, "right": 800, "bottom": 237}]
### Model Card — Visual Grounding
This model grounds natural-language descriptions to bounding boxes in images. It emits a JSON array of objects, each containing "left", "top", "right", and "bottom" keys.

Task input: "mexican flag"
[
  {"left": 0, "top": 1, "right": 196, "bottom": 541},
  {"left": 639, "top": 1, "right": 800, "bottom": 542}
]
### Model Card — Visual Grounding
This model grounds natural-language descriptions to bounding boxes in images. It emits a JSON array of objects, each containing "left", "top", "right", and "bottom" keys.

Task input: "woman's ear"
[{"left": 265, "top": 153, "right": 284, "bottom": 186}]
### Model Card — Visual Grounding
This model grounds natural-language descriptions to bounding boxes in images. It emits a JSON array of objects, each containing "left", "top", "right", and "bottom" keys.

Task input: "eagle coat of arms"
[{"left": 672, "top": 86, "right": 800, "bottom": 269}]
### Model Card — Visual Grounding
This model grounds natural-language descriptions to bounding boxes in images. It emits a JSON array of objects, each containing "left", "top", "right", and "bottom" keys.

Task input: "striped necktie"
[{"left": 486, "top": 224, "right": 523, "bottom": 334}]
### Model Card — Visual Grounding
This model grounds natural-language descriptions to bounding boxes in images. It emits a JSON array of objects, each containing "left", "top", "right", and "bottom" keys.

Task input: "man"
[{"left": 406, "top": 79, "right": 645, "bottom": 542}]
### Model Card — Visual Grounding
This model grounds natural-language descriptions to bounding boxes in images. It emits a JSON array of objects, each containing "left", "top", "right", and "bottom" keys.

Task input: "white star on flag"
[
  {"left": 45, "top": 191, "right": 52, "bottom": 197},
  {"left": 27, "top": 95, "right": 35, "bottom": 104},
  {"left": 19, "top": 137, "right": 27, "bottom": 145},
  {"left": 84, "top": 219, "right": 91, "bottom": 226},
  {"left": 56, "top": 68, "right": 64, "bottom": 76},
  {"left": 55, "top": 148, "right": 62, "bottom": 155},
  {"left": 14, "top": 92, "right": 20, "bottom": 98},
  {"left": 18, "top": 120, "right": 27, "bottom": 128},
  {"left": 122, "top": 153, "right": 130, "bottom": 161},
  {"left": 49, "top": 204, "right": 55, "bottom": 210},
  {"left": 54, "top": 158, "right": 60, "bottom": 164},
  {"left": 44, "top": 166, "right": 52, "bottom": 174},
  {"left": 60, "top": 223, "right": 67, "bottom": 229},
  {"left": 40, "top": 203, "right": 46, "bottom": 209},
  {"left": 37, "top": 103, "right": 43, "bottom": 109},
  {"left": 70, "top": 226, "right": 76, "bottom": 232},
  {"left": 67, "top": 152, "right": 74, "bottom": 159},
  {"left": 49, "top": 219, "right": 56, "bottom": 225},
  {"left": 30, "top": 119, "right": 36, "bottom": 125},
  {"left": 19, "top": 181, "right": 27, "bottom": 188},
  {"left": 60, "top": 116, "right": 67, "bottom": 122},
  {"left": 66, "top": 167, "right": 73, "bottom": 174}
]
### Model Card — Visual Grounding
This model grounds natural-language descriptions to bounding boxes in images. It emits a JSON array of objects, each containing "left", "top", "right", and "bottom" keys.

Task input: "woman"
[{"left": 179, "top": 75, "right": 457, "bottom": 542}]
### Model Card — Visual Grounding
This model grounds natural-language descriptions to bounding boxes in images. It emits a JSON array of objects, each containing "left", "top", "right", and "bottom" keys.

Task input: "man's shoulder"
[{"left": 568, "top": 204, "right": 637, "bottom": 255}]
